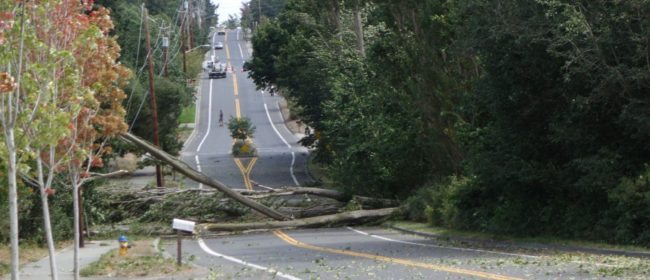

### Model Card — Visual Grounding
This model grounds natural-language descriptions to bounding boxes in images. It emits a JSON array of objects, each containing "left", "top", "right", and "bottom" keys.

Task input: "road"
[
  {"left": 181, "top": 28, "right": 310, "bottom": 190},
  {"left": 173, "top": 29, "right": 625, "bottom": 280}
]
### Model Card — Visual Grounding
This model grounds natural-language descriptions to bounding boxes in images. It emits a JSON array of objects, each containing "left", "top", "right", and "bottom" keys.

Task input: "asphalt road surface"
[
  {"left": 181, "top": 28, "right": 310, "bottom": 191},
  {"left": 172, "top": 29, "right": 631, "bottom": 280}
]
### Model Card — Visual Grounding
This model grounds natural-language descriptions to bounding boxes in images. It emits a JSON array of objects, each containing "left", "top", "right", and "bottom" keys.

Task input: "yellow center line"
[
  {"left": 272, "top": 230, "right": 524, "bottom": 280},
  {"left": 234, "top": 99, "right": 241, "bottom": 118},
  {"left": 233, "top": 158, "right": 257, "bottom": 191},
  {"left": 226, "top": 30, "right": 258, "bottom": 192},
  {"left": 245, "top": 157, "right": 258, "bottom": 174},
  {"left": 232, "top": 72, "right": 238, "bottom": 96}
]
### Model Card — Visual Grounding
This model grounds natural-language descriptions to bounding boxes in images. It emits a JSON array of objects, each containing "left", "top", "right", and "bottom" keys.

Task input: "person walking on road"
[{"left": 219, "top": 109, "right": 224, "bottom": 127}]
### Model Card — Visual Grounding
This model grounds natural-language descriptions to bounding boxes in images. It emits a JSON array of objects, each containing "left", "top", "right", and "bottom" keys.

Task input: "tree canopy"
[{"left": 246, "top": 0, "right": 650, "bottom": 244}]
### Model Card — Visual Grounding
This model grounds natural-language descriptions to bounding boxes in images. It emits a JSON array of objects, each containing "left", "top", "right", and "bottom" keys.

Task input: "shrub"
[{"left": 403, "top": 176, "right": 468, "bottom": 227}]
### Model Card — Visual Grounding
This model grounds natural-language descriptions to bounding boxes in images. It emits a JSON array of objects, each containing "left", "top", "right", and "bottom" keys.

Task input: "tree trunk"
[
  {"left": 200, "top": 208, "right": 398, "bottom": 232},
  {"left": 72, "top": 171, "right": 80, "bottom": 280},
  {"left": 352, "top": 195, "right": 399, "bottom": 209},
  {"left": 120, "top": 132, "right": 290, "bottom": 221},
  {"left": 36, "top": 158, "right": 58, "bottom": 280},
  {"left": 7, "top": 130, "right": 20, "bottom": 280},
  {"left": 331, "top": 0, "right": 342, "bottom": 40},
  {"left": 352, "top": 1, "right": 365, "bottom": 57}
]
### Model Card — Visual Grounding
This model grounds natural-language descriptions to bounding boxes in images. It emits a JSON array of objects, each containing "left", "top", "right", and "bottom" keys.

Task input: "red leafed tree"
[{"left": 1, "top": 1, "right": 129, "bottom": 280}]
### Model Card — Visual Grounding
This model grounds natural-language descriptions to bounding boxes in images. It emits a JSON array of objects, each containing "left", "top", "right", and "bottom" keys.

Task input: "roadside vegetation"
[
  {"left": 0, "top": 0, "right": 216, "bottom": 278},
  {"left": 243, "top": 0, "right": 650, "bottom": 246},
  {"left": 1, "top": 0, "right": 648, "bottom": 278},
  {"left": 80, "top": 240, "right": 192, "bottom": 278},
  {"left": 179, "top": 105, "right": 196, "bottom": 124}
]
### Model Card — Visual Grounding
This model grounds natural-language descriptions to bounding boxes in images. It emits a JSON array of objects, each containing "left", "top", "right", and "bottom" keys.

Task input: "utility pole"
[
  {"left": 143, "top": 5, "right": 164, "bottom": 188},
  {"left": 181, "top": 3, "right": 187, "bottom": 75},
  {"left": 187, "top": 0, "right": 193, "bottom": 49}
]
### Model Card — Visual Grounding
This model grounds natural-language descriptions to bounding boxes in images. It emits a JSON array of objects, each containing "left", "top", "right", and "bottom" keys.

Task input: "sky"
[{"left": 211, "top": 0, "right": 248, "bottom": 22}]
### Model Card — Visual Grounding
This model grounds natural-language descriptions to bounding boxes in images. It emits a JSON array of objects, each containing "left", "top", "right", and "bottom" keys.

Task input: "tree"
[
  {"left": 227, "top": 116, "right": 256, "bottom": 140},
  {"left": 0, "top": 3, "right": 22, "bottom": 278},
  {"left": 455, "top": 0, "right": 650, "bottom": 240}
]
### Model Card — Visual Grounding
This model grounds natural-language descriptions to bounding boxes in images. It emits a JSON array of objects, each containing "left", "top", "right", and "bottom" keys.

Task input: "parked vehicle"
[{"left": 208, "top": 63, "right": 227, "bottom": 79}]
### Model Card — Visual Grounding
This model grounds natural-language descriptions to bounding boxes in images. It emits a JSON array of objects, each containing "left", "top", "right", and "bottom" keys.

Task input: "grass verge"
[
  {"left": 306, "top": 154, "right": 335, "bottom": 188},
  {"left": 80, "top": 239, "right": 192, "bottom": 278},
  {"left": 179, "top": 104, "right": 196, "bottom": 124},
  {"left": 390, "top": 221, "right": 650, "bottom": 253}
]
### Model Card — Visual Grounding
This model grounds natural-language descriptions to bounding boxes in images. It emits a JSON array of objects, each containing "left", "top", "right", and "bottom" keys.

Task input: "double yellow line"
[
  {"left": 234, "top": 157, "right": 257, "bottom": 191},
  {"left": 225, "top": 31, "right": 257, "bottom": 191},
  {"left": 272, "top": 230, "right": 524, "bottom": 280}
]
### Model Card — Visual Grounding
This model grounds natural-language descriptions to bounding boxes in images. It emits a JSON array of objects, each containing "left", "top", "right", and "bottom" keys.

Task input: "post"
[
  {"left": 188, "top": 0, "right": 193, "bottom": 48},
  {"left": 176, "top": 230, "right": 182, "bottom": 266},
  {"left": 181, "top": 8, "right": 187, "bottom": 75},
  {"left": 172, "top": 218, "right": 196, "bottom": 266},
  {"left": 143, "top": 6, "right": 164, "bottom": 188}
]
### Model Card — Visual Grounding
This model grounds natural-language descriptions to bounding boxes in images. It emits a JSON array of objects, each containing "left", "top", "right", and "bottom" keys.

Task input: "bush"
[
  {"left": 607, "top": 165, "right": 650, "bottom": 245},
  {"left": 231, "top": 139, "right": 257, "bottom": 157},
  {"left": 402, "top": 176, "right": 468, "bottom": 227},
  {"left": 227, "top": 116, "right": 256, "bottom": 140}
]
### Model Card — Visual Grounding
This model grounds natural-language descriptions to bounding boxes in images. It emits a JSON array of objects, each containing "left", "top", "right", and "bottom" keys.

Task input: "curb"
[{"left": 388, "top": 224, "right": 650, "bottom": 259}]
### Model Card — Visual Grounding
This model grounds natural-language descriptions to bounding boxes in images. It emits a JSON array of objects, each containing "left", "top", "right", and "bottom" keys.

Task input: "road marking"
[
  {"left": 272, "top": 230, "right": 524, "bottom": 280},
  {"left": 193, "top": 76, "right": 216, "bottom": 190},
  {"left": 346, "top": 227, "right": 540, "bottom": 259},
  {"left": 235, "top": 99, "right": 241, "bottom": 118},
  {"left": 195, "top": 155, "right": 203, "bottom": 189},
  {"left": 234, "top": 157, "right": 257, "bottom": 191},
  {"left": 263, "top": 103, "right": 300, "bottom": 186},
  {"left": 197, "top": 238, "right": 302, "bottom": 280},
  {"left": 232, "top": 72, "right": 238, "bottom": 96},
  {"left": 238, "top": 42, "right": 244, "bottom": 59}
]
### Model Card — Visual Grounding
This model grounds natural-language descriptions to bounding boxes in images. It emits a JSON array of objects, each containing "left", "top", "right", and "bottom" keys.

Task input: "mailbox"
[{"left": 172, "top": 218, "right": 195, "bottom": 233}]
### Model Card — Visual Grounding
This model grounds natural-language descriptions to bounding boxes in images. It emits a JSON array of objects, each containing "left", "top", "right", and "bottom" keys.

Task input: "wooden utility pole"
[
  {"left": 181, "top": 4, "right": 187, "bottom": 75},
  {"left": 188, "top": 0, "right": 194, "bottom": 48},
  {"left": 143, "top": 5, "right": 164, "bottom": 188}
]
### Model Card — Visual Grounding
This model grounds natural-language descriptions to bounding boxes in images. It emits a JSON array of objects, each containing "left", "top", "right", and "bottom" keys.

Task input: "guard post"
[{"left": 172, "top": 218, "right": 196, "bottom": 266}]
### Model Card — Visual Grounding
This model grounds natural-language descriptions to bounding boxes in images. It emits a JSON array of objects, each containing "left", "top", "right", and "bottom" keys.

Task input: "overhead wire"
[
  {"left": 128, "top": 12, "right": 165, "bottom": 132},
  {"left": 128, "top": 1, "right": 185, "bottom": 131}
]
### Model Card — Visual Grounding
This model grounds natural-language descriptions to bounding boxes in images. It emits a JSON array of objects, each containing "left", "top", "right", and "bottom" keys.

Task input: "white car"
[
  {"left": 202, "top": 60, "right": 214, "bottom": 71},
  {"left": 214, "top": 42, "right": 224, "bottom": 49}
]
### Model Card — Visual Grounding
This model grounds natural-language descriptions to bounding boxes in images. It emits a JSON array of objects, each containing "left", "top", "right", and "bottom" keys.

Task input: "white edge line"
[
  {"left": 196, "top": 80, "right": 213, "bottom": 151},
  {"left": 198, "top": 238, "right": 302, "bottom": 280},
  {"left": 290, "top": 152, "right": 299, "bottom": 186},
  {"left": 263, "top": 103, "right": 300, "bottom": 186},
  {"left": 238, "top": 42, "right": 245, "bottom": 60},
  {"left": 264, "top": 104, "right": 291, "bottom": 149},
  {"left": 195, "top": 155, "right": 203, "bottom": 189},
  {"left": 346, "top": 227, "right": 540, "bottom": 259},
  {"left": 275, "top": 100, "right": 296, "bottom": 138}
]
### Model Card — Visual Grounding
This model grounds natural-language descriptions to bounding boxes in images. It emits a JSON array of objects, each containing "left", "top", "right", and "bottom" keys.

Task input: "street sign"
[{"left": 172, "top": 218, "right": 195, "bottom": 233}]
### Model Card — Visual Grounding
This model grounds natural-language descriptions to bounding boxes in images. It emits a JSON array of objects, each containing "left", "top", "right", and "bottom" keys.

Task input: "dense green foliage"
[
  {"left": 246, "top": 0, "right": 650, "bottom": 244},
  {"left": 97, "top": 0, "right": 215, "bottom": 155}
]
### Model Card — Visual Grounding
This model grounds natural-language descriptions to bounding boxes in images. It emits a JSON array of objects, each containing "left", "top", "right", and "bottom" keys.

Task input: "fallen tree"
[
  {"left": 198, "top": 207, "right": 399, "bottom": 232},
  {"left": 120, "top": 132, "right": 290, "bottom": 221},
  {"left": 120, "top": 133, "right": 402, "bottom": 230}
]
